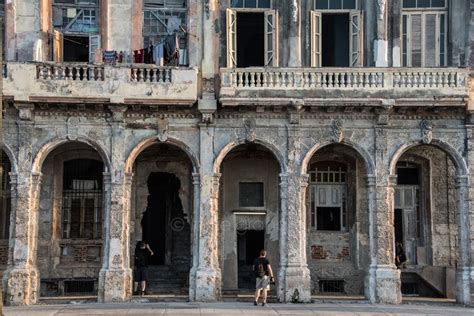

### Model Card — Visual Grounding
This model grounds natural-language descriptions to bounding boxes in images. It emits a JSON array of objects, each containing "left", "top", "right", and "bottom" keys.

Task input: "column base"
[
  {"left": 3, "top": 266, "right": 39, "bottom": 306},
  {"left": 192, "top": 267, "right": 221, "bottom": 302},
  {"left": 456, "top": 266, "right": 471, "bottom": 305},
  {"left": 279, "top": 265, "right": 311, "bottom": 303},
  {"left": 98, "top": 268, "right": 133, "bottom": 303},
  {"left": 369, "top": 265, "right": 401, "bottom": 304},
  {"left": 188, "top": 266, "right": 197, "bottom": 301}
]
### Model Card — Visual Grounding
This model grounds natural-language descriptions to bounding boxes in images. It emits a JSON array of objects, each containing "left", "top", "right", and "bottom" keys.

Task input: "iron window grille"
[{"left": 0, "top": 152, "right": 11, "bottom": 240}]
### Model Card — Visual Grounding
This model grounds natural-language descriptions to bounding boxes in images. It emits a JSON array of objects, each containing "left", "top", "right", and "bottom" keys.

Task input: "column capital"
[
  {"left": 14, "top": 103, "right": 35, "bottom": 121},
  {"left": 31, "top": 172, "right": 43, "bottom": 185},
  {"left": 102, "top": 172, "right": 111, "bottom": 185},
  {"left": 9, "top": 172, "right": 18, "bottom": 185},
  {"left": 300, "top": 173, "right": 310, "bottom": 188},
  {"left": 365, "top": 174, "right": 376, "bottom": 187},
  {"left": 455, "top": 175, "right": 469, "bottom": 188},
  {"left": 388, "top": 175, "right": 398, "bottom": 187},
  {"left": 192, "top": 173, "right": 201, "bottom": 184},
  {"left": 124, "top": 172, "right": 134, "bottom": 185}
]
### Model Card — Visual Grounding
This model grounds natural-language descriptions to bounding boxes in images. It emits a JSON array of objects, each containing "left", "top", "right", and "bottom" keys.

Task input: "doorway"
[
  {"left": 322, "top": 14, "right": 349, "bottom": 67},
  {"left": 236, "top": 12, "right": 264, "bottom": 67},
  {"left": 141, "top": 172, "right": 183, "bottom": 266},
  {"left": 237, "top": 229, "right": 265, "bottom": 289}
]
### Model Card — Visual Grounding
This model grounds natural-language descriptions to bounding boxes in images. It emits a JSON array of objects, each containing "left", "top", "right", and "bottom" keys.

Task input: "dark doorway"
[
  {"left": 141, "top": 172, "right": 184, "bottom": 266},
  {"left": 237, "top": 229, "right": 265, "bottom": 289},
  {"left": 237, "top": 12, "right": 264, "bottom": 67},
  {"left": 64, "top": 36, "right": 89, "bottom": 62},
  {"left": 322, "top": 14, "right": 349, "bottom": 67}
]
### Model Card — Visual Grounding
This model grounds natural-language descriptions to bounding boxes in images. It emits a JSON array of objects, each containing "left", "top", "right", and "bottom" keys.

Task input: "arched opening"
[
  {"left": 131, "top": 142, "right": 193, "bottom": 295},
  {"left": 0, "top": 150, "right": 12, "bottom": 276},
  {"left": 217, "top": 143, "right": 281, "bottom": 294},
  {"left": 304, "top": 144, "right": 369, "bottom": 296},
  {"left": 393, "top": 144, "right": 458, "bottom": 299},
  {"left": 37, "top": 142, "right": 106, "bottom": 297}
]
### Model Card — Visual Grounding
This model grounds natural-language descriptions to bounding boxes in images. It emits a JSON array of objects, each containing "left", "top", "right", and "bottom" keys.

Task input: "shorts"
[
  {"left": 256, "top": 276, "right": 270, "bottom": 290},
  {"left": 134, "top": 266, "right": 148, "bottom": 282}
]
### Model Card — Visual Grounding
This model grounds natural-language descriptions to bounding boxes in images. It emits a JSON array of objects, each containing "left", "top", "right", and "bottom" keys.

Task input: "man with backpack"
[{"left": 253, "top": 249, "right": 274, "bottom": 306}]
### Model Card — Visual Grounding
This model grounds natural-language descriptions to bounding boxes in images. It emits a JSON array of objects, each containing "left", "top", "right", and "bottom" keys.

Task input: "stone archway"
[
  {"left": 36, "top": 141, "right": 107, "bottom": 297},
  {"left": 301, "top": 143, "right": 371, "bottom": 297},
  {"left": 215, "top": 142, "right": 283, "bottom": 294},
  {"left": 129, "top": 141, "right": 195, "bottom": 295},
  {"left": 389, "top": 143, "right": 469, "bottom": 303}
]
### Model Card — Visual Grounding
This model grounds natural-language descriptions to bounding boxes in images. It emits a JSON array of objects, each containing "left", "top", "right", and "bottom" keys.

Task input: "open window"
[
  {"left": 310, "top": 0, "right": 363, "bottom": 67},
  {"left": 52, "top": 0, "right": 100, "bottom": 62},
  {"left": 226, "top": 8, "right": 279, "bottom": 68},
  {"left": 143, "top": 0, "right": 188, "bottom": 65},
  {"left": 401, "top": 0, "right": 447, "bottom": 67}
]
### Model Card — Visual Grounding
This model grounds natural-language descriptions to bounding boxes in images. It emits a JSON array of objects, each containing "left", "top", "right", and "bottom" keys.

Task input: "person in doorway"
[
  {"left": 395, "top": 242, "right": 407, "bottom": 269},
  {"left": 133, "top": 241, "right": 154, "bottom": 296},
  {"left": 253, "top": 249, "right": 274, "bottom": 306}
]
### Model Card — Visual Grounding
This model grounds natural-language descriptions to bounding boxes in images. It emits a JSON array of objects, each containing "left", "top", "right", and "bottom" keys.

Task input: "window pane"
[
  {"left": 417, "top": 0, "right": 430, "bottom": 7},
  {"left": 245, "top": 0, "right": 257, "bottom": 8},
  {"left": 231, "top": 0, "right": 244, "bottom": 7},
  {"left": 424, "top": 14, "right": 437, "bottom": 67},
  {"left": 343, "top": 0, "right": 355, "bottom": 9},
  {"left": 316, "top": 0, "right": 329, "bottom": 9},
  {"left": 403, "top": 0, "right": 416, "bottom": 8},
  {"left": 431, "top": 0, "right": 445, "bottom": 7},
  {"left": 239, "top": 182, "right": 264, "bottom": 207},
  {"left": 329, "top": 0, "right": 342, "bottom": 9},
  {"left": 258, "top": 0, "right": 271, "bottom": 8}
]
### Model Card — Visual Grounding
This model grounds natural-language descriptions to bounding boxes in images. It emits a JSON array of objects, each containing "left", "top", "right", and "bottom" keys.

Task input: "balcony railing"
[
  {"left": 221, "top": 68, "right": 467, "bottom": 90},
  {"left": 3, "top": 62, "right": 198, "bottom": 106}
]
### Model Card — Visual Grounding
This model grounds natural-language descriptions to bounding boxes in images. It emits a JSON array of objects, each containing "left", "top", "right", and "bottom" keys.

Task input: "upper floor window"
[
  {"left": 52, "top": 0, "right": 100, "bottom": 63},
  {"left": 315, "top": 0, "right": 357, "bottom": 10},
  {"left": 311, "top": 2, "right": 363, "bottom": 67},
  {"left": 143, "top": 0, "right": 187, "bottom": 65},
  {"left": 401, "top": 0, "right": 447, "bottom": 67},
  {"left": 226, "top": 6, "right": 278, "bottom": 68},
  {"left": 231, "top": 0, "right": 271, "bottom": 8}
]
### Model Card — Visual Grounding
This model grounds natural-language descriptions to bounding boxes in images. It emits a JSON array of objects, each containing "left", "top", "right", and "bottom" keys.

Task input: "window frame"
[
  {"left": 401, "top": 9, "right": 447, "bottom": 67},
  {"left": 401, "top": 0, "right": 447, "bottom": 10},
  {"left": 309, "top": 165, "right": 348, "bottom": 232},
  {"left": 238, "top": 181, "right": 265, "bottom": 209},
  {"left": 313, "top": 0, "right": 358, "bottom": 11},
  {"left": 52, "top": 0, "right": 100, "bottom": 36},
  {"left": 230, "top": 0, "right": 273, "bottom": 10}
]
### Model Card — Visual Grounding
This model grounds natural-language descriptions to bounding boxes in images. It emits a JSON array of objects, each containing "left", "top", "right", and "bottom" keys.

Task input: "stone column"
[
  {"left": 287, "top": 0, "right": 301, "bottom": 67},
  {"left": 367, "top": 126, "right": 401, "bottom": 304},
  {"left": 279, "top": 173, "right": 311, "bottom": 302},
  {"left": 375, "top": 0, "right": 388, "bottom": 67},
  {"left": 104, "top": 0, "right": 133, "bottom": 51},
  {"left": 193, "top": 171, "right": 221, "bottom": 301},
  {"left": 98, "top": 110, "right": 132, "bottom": 302},
  {"left": 189, "top": 173, "right": 201, "bottom": 301},
  {"left": 3, "top": 115, "right": 41, "bottom": 306},
  {"left": 6, "top": 0, "right": 42, "bottom": 61},
  {"left": 455, "top": 175, "right": 471, "bottom": 304}
]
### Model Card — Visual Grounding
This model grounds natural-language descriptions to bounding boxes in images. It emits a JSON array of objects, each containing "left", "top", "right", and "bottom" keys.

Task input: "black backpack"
[{"left": 254, "top": 259, "right": 266, "bottom": 278}]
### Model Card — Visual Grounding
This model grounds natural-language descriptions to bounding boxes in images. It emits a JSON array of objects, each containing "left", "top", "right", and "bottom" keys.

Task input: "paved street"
[{"left": 4, "top": 302, "right": 474, "bottom": 316}]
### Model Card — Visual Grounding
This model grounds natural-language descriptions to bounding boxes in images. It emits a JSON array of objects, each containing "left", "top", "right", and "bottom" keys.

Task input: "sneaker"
[
  {"left": 133, "top": 290, "right": 138, "bottom": 296},
  {"left": 253, "top": 301, "right": 258, "bottom": 306},
  {"left": 262, "top": 302, "right": 266, "bottom": 306}
]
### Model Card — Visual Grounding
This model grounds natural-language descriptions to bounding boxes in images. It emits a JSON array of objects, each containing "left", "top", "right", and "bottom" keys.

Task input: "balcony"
[
  {"left": 219, "top": 67, "right": 469, "bottom": 108},
  {"left": 3, "top": 62, "right": 199, "bottom": 106}
]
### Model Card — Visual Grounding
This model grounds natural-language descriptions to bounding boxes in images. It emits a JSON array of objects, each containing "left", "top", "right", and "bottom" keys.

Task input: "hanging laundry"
[
  {"left": 103, "top": 50, "right": 116, "bottom": 63},
  {"left": 134, "top": 49, "right": 145, "bottom": 63},
  {"left": 154, "top": 43, "right": 165, "bottom": 66}
]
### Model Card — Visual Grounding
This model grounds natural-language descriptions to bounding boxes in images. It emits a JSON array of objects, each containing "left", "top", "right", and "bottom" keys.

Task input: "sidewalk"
[{"left": 4, "top": 301, "right": 474, "bottom": 316}]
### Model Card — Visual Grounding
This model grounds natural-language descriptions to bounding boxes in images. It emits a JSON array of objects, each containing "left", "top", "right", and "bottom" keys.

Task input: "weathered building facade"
[{"left": 1, "top": 0, "right": 474, "bottom": 307}]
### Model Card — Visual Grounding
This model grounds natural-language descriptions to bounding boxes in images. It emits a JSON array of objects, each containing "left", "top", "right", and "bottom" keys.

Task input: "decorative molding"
[
  {"left": 243, "top": 118, "right": 256, "bottom": 142},
  {"left": 66, "top": 117, "right": 80, "bottom": 140},
  {"left": 15, "top": 103, "right": 34, "bottom": 121},
  {"left": 377, "top": 0, "right": 386, "bottom": 20},
  {"left": 290, "top": 0, "right": 298, "bottom": 22},
  {"left": 157, "top": 117, "right": 169, "bottom": 142},
  {"left": 204, "top": 0, "right": 210, "bottom": 19},
  {"left": 331, "top": 119, "right": 343, "bottom": 143},
  {"left": 110, "top": 105, "right": 128, "bottom": 122},
  {"left": 201, "top": 112, "right": 214, "bottom": 124},
  {"left": 420, "top": 119, "right": 433, "bottom": 144}
]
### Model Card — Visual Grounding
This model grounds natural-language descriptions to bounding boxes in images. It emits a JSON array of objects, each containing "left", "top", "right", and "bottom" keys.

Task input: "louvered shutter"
[
  {"left": 424, "top": 14, "right": 437, "bottom": 67},
  {"left": 349, "top": 10, "right": 363, "bottom": 67},
  {"left": 310, "top": 11, "right": 322, "bottom": 67},
  {"left": 53, "top": 30, "right": 63, "bottom": 63},
  {"left": 89, "top": 34, "right": 101, "bottom": 63},
  {"left": 226, "top": 9, "right": 237, "bottom": 68},
  {"left": 264, "top": 10, "right": 279, "bottom": 67}
]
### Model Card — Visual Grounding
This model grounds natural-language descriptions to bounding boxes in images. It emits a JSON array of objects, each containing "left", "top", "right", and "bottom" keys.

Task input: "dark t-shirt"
[
  {"left": 253, "top": 257, "right": 270, "bottom": 276},
  {"left": 135, "top": 247, "right": 150, "bottom": 267}
]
